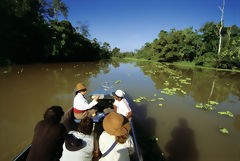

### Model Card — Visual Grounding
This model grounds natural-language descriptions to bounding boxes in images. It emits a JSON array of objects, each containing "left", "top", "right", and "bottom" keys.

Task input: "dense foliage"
[
  {"left": 0, "top": 0, "right": 111, "bottom": 65},
  {"left": 114, "top": 23, "right": 240, "bottom": 69},
  {"left": 1, "top": 0, "right": 240, "bottom": 70}
]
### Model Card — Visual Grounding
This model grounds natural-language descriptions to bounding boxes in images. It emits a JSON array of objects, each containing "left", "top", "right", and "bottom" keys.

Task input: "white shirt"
[
  {"left": 114, "top": 98, "right": 131, "bottom": 117},
  {"left": 73, "top": 93, "right": 97, "bottom": 111},
  {"left": 99, "top": 131, "right": 135, "bottom": 161},
  {"left": 60, "top": 131, "right": 94, "bottom": 161}
]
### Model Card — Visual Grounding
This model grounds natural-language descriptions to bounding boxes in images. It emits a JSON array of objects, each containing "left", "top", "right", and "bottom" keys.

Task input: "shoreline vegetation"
[
  {"left": 1, "top": 0, "right": 240, "bottom": 72},
  {"left": 117, "top": 57, "right": 240, "bottom": 73}
]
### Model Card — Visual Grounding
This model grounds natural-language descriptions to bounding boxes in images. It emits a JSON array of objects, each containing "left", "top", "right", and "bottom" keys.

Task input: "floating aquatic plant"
[
  {"left": 181, "top": 90, "right": 187, "bottom": 95},
  {"left": 164, "top": 81, "right": 169, "bottom": 86},
  {"left": 195, "top": 103, "right": 203, "bottom": 108},
  {"left": 148, "top": 99, "right": 156, "bottom": 102},
  {"left": 195, "top": 103, "right": 215, "bottom": 111},
  {"left": 133, "top": 99, "right": 141, "bottom": 103},
  {"left": 75, "top": 74, "right": 81, "bottom": 77},
  {"left": 179, "top": 79, "right": 191, "bottom": 85},
  {"left": 154, "top": 94, "right": 157, "bottom": 96},
  {"left": 115, "top": 80, "right": 121, "bottom": 84},
  {"left": 157, "top": 97, "right": 165, "bottom": 101},
  {"left": 208, "top": 101, "right": 219, "bottom": 105},
  {"left": 219, "top": 128, "right": 229, "bottom": 135},
  {"left": 161, "top": 88, "right": 176, "bottom": 95},
  {"left": 133, "top": 96, "right": 147, "bottom": 103},
  {"left": 158, "top": 104, "right": 163, "bottom": 107},
  {"left": 218, "top": 111, "right": 234, "bottom": 118}
]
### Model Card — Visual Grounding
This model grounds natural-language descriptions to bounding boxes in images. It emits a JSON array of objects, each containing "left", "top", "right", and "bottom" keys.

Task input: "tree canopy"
[
  {"left": 0, "top": 0, "right": 111, "bottom": 65},
  {"left": 116, "top": 22, "right": 240, "bottom": 69}
]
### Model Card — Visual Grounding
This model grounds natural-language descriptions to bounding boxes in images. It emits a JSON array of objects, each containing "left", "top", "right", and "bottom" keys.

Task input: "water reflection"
[
  {"left": 126, "top": 94, "right": 165, "bottom": 161},
  {"left": 233, "top": 114, "right": 240, "bottom": 132},
  {"left": 165, "top": 118, "right": 198, "bottom": 161},
  {"left": 1, "top": 59, "right": 240, "bottom": 161},
  {"left": 135, "top": 61, "right": 240, "bottom": 104},
  {"left": 0, "top": 61, "right": 111, "bottom": 161}
]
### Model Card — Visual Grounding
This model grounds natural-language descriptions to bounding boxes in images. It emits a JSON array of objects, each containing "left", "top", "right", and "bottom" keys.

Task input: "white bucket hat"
[{"left": 112, "top": 89, "right": 125, "bottom": 98}]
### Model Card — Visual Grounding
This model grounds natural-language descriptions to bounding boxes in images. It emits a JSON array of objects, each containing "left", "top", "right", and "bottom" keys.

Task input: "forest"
[
  {"left": 113, "top": 23, "right": 240, "bottom": 70},
  {"left": 1, "top": 0, "right": 240, "bottom": 70},
  {"left": 0, "top": 0, "right": 112, "bottom": 65}
]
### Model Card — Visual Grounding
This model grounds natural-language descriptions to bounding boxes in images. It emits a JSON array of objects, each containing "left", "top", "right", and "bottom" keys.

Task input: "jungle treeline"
[
  {"left": 1, "top": 0, "right": 240, "bottom": 70},
  {"left": 114, "top": 23, "right": 240, "bottom": 69},
  {"left": 0, "top": 0, "right": 112, "bottom": 65}
]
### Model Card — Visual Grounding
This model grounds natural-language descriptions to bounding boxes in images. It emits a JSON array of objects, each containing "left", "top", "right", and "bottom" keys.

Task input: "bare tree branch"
[{"left": 217, "top": 0, "right": 225, "bottom": 58}]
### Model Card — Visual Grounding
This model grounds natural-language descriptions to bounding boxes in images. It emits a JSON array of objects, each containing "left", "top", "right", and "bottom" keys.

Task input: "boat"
[{"left": 13, "top": 83, "right": 143, "bottom": 161}]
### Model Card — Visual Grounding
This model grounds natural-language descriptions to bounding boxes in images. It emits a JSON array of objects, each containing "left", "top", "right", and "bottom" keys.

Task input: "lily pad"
[
  {"left": 181, "top": 90, "right": 187, "bottom": 95},
  {"left": 157, "top": 97, "right": 165, "bottom": 101},
  {"left": 133, "top": 96, "right": 147, "bottom": 103},
  {"left": 195, "top": 103, "right": 204, "bottom": 109},
  {"left": 148, "top": 99, "right": 156, "bottom": 102},
  {"left": 209, "top": 101, "right": 219, "bottom": 105},
  {"left": 164, "top": 81, "right": 169, "bottom": 86},
  {"left": 161, "top": 88, "right": 177, "bottom": 95},
  {"left": 115, "top": 80, "right": 121, "bottom": 84},
  {"left": 133, "top": 99, "right": 141, "bottom": 103},
  {"left": 195, "top": 103, "right": 215, "bottom": 111},
  {"left": 219, "top": 128, "right": 229, "bottom": 135},
  {"left": 218, "top": 111, "right": 234, "bottom": 118},
  {"left": 158, "top": 104, "right": 163, "bottom": 107}
]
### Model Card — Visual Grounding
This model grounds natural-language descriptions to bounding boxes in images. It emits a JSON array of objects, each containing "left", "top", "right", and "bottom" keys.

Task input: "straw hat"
[
  {"left": 103, "top": 112, "right": 131, "bottom": 136},
  {"left": 76, "top": 83, "right": 86, "bottom": 91}
]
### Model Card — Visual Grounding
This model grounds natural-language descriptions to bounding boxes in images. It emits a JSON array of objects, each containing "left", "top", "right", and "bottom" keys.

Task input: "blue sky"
[{"left": 63, "top": 0, "right": 240, "bottom": 52}]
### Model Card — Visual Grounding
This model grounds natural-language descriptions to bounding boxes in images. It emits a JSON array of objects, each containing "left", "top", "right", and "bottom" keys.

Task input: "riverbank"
[{"left": 116, "top": 57, "right": 240, "bottom": 73}]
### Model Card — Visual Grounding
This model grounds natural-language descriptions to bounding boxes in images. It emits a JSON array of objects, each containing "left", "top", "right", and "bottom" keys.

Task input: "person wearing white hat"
[{"left": 112, "top": 89, "right": 132, "bottom": 119}]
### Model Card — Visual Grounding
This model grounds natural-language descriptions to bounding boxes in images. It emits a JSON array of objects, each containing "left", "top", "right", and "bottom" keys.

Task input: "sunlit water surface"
[{"left": 0, "top": 59, "right": 239, "bottom": 161}]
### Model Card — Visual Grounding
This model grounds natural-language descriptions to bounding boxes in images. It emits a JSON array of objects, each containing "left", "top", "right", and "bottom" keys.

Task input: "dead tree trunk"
[{"left": 217, "top": 0, "right": 225, "bottom": 58}]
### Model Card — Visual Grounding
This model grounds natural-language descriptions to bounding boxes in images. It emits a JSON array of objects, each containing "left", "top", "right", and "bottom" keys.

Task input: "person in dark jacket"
[{"left": 26, "top": 106, "right": 67, "bottom": 161}]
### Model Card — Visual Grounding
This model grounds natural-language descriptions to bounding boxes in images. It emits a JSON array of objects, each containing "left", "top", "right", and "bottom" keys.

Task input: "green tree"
[
  {"left": 111, "top": 47, "right": 120, "bottom": 57},
  {"left": 76, "top": 21, "right": 90, "bottom": 38},
  {"left": 52, "top": 0, "right": 68, "bottom": 21}
]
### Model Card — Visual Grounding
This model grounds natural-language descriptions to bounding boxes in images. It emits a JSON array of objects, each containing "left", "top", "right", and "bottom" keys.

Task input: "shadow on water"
[
  {"left": 233, "top": 114, "right": 240, "bottom": 132},
  {"left": 126, "top": 94, "right": 165, "bottom": 161},
  {"left": 165, "top": 118, "right": 198, "bottom": 161}
]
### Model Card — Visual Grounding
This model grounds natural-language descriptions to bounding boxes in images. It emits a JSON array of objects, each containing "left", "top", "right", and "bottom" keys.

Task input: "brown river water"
[{"left": 0, "top": 59, "right": 240, "bottom": 161}]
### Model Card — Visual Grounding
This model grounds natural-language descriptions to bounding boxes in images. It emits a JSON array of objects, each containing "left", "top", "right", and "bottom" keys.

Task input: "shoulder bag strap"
[{"left": 102, "top": 141, "right": 117, "bottom": 157}]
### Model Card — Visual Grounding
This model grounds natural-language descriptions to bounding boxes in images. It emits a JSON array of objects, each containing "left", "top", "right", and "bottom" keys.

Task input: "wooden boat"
[{"left": 13, "top": 83, "right": 143, "bottom": 161}]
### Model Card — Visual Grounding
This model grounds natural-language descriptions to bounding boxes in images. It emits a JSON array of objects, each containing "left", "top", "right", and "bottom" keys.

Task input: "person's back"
[
  {"left": 98, "top": 112, "right": 135, "bottom": 161},
  {"left": 60, "top": 117, "right": 94, "bottom": 161},
  {"left": 99, "top": 131, "right": 134, "bottom": 161},
  {"left": 26, "top": 106, "right": 67, "bottom": 161}
]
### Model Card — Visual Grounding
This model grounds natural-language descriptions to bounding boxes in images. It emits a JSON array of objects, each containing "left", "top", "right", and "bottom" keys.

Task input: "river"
[{"left": 0, "top": 59, "right": 239, "bottom": 161}]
